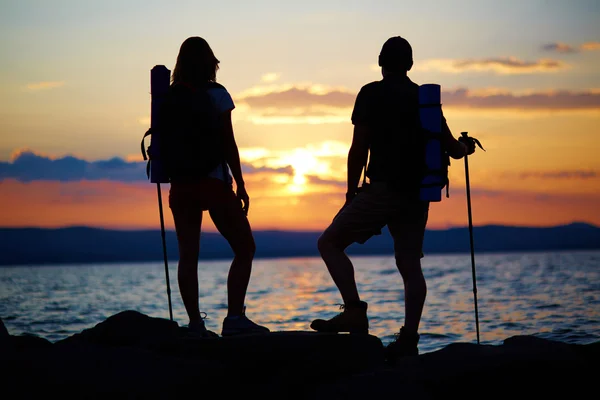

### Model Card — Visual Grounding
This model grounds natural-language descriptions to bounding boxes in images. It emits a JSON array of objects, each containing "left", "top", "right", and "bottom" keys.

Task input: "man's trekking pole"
[
  {"left": 461, "top": 131, "right": 484, "bottom": 345},
  {"left": 150, "top": 65, "right": 174, "bottom": 322}
]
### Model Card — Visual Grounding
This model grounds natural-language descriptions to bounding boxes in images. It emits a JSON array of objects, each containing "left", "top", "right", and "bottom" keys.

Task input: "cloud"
[
  {"left": 305, "top": 175, "right": 345, "bottom": 188},
  {"left": 234, "top": 84, "right": 600, "bottom": 117},
  {"left": 236, "top": 84, "right": 355, "bottom": 109},
  {"left": 261, "top": 73, "right": 281, "bottom": 83},
  {"left": 1, "top": 151, "right": 148, "bottom": 182},
  {"left": 234, "top": 84, "right": 355, "bottom": 124},
  {"left": 581, "top": 41, "right": 600, "bottom": 51},
  {"left": 518, "top": 170, "right": 597, "bottom": 180},
  {"left": 442, "top": 88, "right": 600, "bottom": 110},
  {"left": 0, "top": 149, "right": 299, "bottom": 183},
  {"left": 25, "top": 81, "right": 65, "bottom": 91},
  {"left": 543, "top": 41, "right": 600, "bottom": 53},
  {"left": 416, "top": 57, "right": 567, "bottom": 74},
  {"left": 542, "top": 42, "right": 578, "bottom": 53},
  {"left": 242, "top": 163, "right": 294, "bottom": 176}
]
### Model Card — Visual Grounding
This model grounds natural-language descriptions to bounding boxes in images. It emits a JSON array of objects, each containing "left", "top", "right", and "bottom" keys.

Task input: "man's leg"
[
  {"left": 385, "top": 201, "right": 429, "bottom": 359},
  {"left": 317, "top": 227, "right": 361, "bottom": 306},
  {"left": 388, "top": 202, "right": 429, "bottom": 335},
  {"left": 311, "top": 188, "right": 388, "bottom": 333}
]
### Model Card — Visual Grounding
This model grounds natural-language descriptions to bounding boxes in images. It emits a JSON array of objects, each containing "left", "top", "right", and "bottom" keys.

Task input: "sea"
[{"left": 1, "top": 250, "right": 599, "bottom": 354}]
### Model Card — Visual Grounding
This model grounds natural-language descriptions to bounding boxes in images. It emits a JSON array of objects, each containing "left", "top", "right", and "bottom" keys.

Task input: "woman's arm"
[
  {"left": 222, "top": 111, "right": 244, "bottom": 187},
  {"left": 221, "top": 110, "right": 250, "bottom": 214}
]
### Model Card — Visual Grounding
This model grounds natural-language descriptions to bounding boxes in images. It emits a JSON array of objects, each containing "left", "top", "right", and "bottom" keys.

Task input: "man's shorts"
[{"left": 323, "top": 182, "right": 429, "bottom": 257}]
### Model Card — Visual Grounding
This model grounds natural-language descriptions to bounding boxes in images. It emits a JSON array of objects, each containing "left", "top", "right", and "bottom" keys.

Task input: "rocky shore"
[{"left": 1, "top": 310, "right": 597, "bottom": 399}]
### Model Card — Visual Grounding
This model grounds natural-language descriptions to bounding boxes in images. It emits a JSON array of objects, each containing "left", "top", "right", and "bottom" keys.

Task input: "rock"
[
  {"left": 3, "top": 311, "right": 598, "bottom": 400},
  {"left": 0, "top": 317, "right": 8, "bottom": 338},
  {"left": 55, "top": 310, "right": 180, "bottom": 348},
  {"left": 314, "top": 336, "right": 597, "bottom": 400},
  {"left": 10, "top": 333, "right": 53, "bottom": 350}
]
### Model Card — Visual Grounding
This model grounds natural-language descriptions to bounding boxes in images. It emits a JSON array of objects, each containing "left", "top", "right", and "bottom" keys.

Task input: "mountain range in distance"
[{"left": 1, "top": 222, "right": 599, "bottom": 266}]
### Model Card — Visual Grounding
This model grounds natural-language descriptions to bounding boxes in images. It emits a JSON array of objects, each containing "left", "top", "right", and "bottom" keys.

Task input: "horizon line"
[{"left": 0, "top": 221, "right": 598, "bottom": 232}]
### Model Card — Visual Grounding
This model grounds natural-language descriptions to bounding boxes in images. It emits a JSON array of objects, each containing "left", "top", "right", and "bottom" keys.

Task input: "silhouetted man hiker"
[{"left": 310, "top": 36, "right": 476, "bottom": 361}]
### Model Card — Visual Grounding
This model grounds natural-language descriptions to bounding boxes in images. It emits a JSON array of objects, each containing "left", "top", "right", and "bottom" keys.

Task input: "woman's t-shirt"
[{"left": 206, "top": 86, "right": 235, "bottom": 184}]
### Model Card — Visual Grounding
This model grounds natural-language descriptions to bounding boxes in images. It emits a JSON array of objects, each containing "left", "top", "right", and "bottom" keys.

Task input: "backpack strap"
[
  {"left": 141, "top": 128, "right": 152, "bottom": 161},
  {"left": 141, "top": 128, "right": 153, "bottom": 179}
]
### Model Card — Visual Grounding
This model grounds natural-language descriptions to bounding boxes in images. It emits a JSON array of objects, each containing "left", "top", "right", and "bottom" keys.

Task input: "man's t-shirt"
[{"left": 351, "top": 75, "right": 422, "bottom": 192}]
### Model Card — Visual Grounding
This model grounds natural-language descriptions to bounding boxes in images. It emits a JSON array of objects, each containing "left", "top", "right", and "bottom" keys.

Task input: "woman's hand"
[{"left": 236, "top": 183, "right": 250, "bottom": 216}]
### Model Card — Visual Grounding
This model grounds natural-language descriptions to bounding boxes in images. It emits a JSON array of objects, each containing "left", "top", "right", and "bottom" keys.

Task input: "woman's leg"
[
  {"left": 170, "top": 188, "right": 203, "bottom": 324},
  {"left": 208, "top": 189, "right": 256, "bottom": 317}
]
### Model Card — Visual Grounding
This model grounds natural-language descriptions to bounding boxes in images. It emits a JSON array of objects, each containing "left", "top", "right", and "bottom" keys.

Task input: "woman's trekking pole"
[
  {"left": 156, "top": 183, "right": 174, "bottom": 322},
  {"left": 149, "top": 65, "right": 174, "bottom": 322},
  {"left": 461, "top": 131, "right": 484, "bottom": 345}
]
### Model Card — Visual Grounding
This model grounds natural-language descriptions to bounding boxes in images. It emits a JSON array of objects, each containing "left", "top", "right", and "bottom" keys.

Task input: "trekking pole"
[
  {"left": 461, "top": 131, "right": 484, "bottom": 345},
  {"left": 148, "top": 65, "right": 174, "bottom": 321},
  {"left": 156, "top": 183, "right": 174, "bottom": 322}
]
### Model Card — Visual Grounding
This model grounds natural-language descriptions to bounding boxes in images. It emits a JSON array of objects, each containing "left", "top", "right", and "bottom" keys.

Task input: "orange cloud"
[
  {"left": 416, "top": 57, "right": 568, "bottom": 74},
  {"left": 580, "top": 42, "right": 600, "bottom": 51},
  {"left": 543, "top": 41, "right": 600, "bottom": 52},
  {"left": 25, "top": 81, "right": 65, "bottom": 91},
  {"left": 518, "top": 170, "right": 597, "bottom": 180}
]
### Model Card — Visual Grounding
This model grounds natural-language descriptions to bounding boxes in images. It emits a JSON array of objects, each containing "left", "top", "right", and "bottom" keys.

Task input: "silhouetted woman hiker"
[{"left": 161, "top": 36, "right": 269, "bottom": 337}]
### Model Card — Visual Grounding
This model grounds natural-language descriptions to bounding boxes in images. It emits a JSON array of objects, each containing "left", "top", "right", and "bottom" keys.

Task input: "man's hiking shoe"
[
  {"left": 310, "top": 301, "right": 369, "bottom": 334},
  {"left": 187, "top": 314, "right": 219, "bottom": 338},
  {"left": 221, "top": 307, "right": 270, "bottom": 336},
  {"left": 386, "top": 326, "right": 420, "bottom": 363}
]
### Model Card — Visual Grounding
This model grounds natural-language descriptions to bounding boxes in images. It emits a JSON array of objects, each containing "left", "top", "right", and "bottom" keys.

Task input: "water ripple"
[{"left": 1, "top": 251, "right": 599, "bottom": 352}]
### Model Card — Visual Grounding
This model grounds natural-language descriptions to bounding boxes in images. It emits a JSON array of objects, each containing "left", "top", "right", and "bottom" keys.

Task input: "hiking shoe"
[
  {"left": 187, "top": 313, "right": 219, "bottom": 338},
  {"left": 221, "top": 307, "right": 270, "bottom": 336},
  {"left": 310, "top": 301, "right": 369, "bottom": 334},
  {"left": 386, "top": 326, "right": 420, "bottom": 363}
]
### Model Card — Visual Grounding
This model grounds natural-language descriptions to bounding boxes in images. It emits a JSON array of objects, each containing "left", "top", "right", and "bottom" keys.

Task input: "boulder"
[
  {"left": 2, "top": 310, "right": 597, "bottom": 400},
  {"left": 0, "top": 317, "right": 8, "bottom": 339}
]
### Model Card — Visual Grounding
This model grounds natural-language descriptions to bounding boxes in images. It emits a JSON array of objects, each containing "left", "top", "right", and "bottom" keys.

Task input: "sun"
[{"left": 285, "top": 149, "right": 319, "bottom": 191}]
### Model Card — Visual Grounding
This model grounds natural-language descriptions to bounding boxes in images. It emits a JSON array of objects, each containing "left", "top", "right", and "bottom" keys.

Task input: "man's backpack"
[
  {"left": 141, "top": 82, "right": 225, "bottom": 182},
  {"left": 419, "top": 126, "right": 451, "bottom": 200},
  {"left": 418, "top": 84, "right": 450, "bottom": 202}
]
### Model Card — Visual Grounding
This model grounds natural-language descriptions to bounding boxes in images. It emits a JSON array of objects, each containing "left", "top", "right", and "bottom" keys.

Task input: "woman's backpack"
[{"left": 142, "top": 82, "right": 225, "bottom": 182}]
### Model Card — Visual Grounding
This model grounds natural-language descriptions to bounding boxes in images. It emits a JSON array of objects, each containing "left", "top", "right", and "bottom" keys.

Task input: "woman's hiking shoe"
[
  {"left": 385, "top": 326, "right": 420, "bottom": 363},
  {"left": 187, "top": 314, "right": 219, "bottom": 338},
  {"left": 310, "top": 301, "right": 369, "bottom": 334},
  {"left": 221, "top": 307, "right": 270, "bottom": 336}
]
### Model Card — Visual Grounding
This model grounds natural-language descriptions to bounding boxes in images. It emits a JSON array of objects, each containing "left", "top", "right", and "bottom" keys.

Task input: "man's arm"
[
  {"left": 440, "top": 115, "right": 470, "bottom": 159},
  {"left": 346, "top": 125, "right": 370, "bottom": 201}
]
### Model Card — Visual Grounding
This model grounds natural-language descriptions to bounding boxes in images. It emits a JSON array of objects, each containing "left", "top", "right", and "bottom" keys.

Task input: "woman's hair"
[{"left": 172, "top": 37, "right": 220, "bottom": 86}]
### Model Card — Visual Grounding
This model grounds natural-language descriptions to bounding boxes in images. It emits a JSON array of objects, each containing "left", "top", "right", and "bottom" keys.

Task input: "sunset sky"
[{"left": 1, "top": 0, "right": 599, "bottom": 232}]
